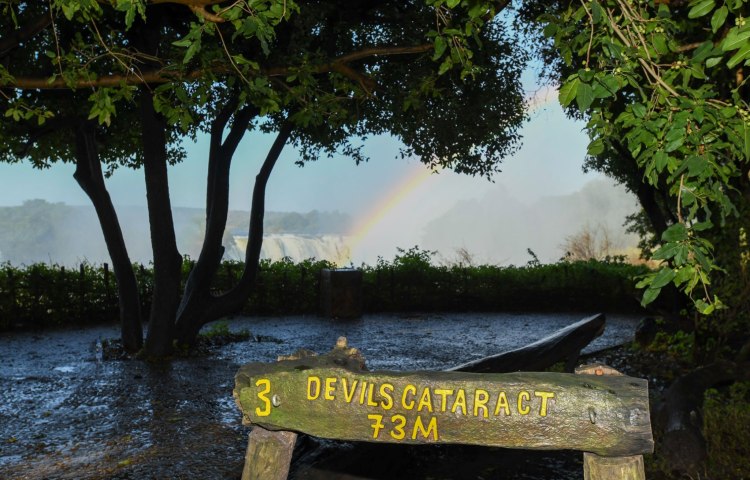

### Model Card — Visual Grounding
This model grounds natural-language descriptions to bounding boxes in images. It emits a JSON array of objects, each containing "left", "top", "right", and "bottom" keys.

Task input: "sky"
[{"left": 0, "top": 80, "right": 638, "bottom": 265}]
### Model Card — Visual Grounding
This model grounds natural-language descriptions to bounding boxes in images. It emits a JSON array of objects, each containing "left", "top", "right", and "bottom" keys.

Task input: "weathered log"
[
  {"left": 657, "top": 360, "right": 743, "bottom": 475},
  {"left": 451, "top": 313, "right": 606, "bottom": 373},
  {"left": 234, "top": 340, "right": 653, "bottom": 457}
]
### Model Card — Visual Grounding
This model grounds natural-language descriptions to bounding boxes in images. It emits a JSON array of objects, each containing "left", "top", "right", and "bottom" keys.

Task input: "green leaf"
[
  {"left": 688, "top": 0, "right": 715, "bottom": 19},
  {"left": 433, "top": 36, "right": 447, "bottom": 61},
  {"left": 446, "top": 0, "right": 461, "bottom": 8},
  {"left": 653, "top": 34, "right": 669, "bottom": 55},
  {"left": 665, "top": 137, "right": 684, "bottom": 152},
  {"left": 579, "top": 68, "right": 594, "bottom": 82},
  {"left": 662, "top": 223, "right": 688, "bottom": 242},
  {"left": 706, "top": 56, "right": 723, "bottom": 68},
  {"left": 587, "top": 138, "right": 605, "bottom": 155},
  {"left": 575, "top": 81, "right": 595, "bottom": 110},
  {"left": 653, "top": 150, "right": 669, "bottom": 171},
  {"left": 632, "top": 103, "right": 647, "bottom": 118},
  {"left": 711, "top": 6, "right": 728, "bottom": 33},
  {"left": 674, "top": 265, "right": 695, "bottom": 285},
  {"left": 726, "top": 42, "right": 750, "bottom": 69},
  {"left": 652, "top": 242, "right": 681, "bottom": 260},
  {"left": 592, "top": 74, "right": 621, "bottom": 98},
  {"left": 558, "top": 76, "right": 580, "bottom": 107},
  {"left": 437, "top": 57, "right": 452, "bottom": 75},
  {"left": 722, "top": 27, "right": 750, "bottom": 52},
  {"left": 695, "top": 299, "right": 716, "bottom": 314},
  {"left": 685, "top": 155, "right": 708, "bottom": 176},
  {"left": 693, "top": 221, "right": 713, "bottom": 231},
  {"left": 651, "top": 267, "right": 676, "bottom": 289},
  {"left": 641, "top": 287, "right": 661, "bottom": 306}
]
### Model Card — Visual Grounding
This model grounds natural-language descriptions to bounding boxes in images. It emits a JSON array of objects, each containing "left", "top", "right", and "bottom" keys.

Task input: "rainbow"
[
  {"left": 339, "top": 164, "right": 438, "bottom": 264},
  {"left": 339, "top": 86, "right": 559, "bottom": 264}
]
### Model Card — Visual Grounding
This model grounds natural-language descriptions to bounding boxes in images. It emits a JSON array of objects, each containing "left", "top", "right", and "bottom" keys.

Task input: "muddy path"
[{"left": 0, "top": 312, "right": 641, "bottom": 479}]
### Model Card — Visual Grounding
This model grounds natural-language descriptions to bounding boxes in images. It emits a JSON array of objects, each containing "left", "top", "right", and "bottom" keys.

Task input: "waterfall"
[{"left": 231, "top": 234, "right": 352, "bottom": 265}]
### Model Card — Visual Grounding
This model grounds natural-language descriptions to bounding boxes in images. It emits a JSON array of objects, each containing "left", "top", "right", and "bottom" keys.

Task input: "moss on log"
[{"left": 234, "top": 344, "right": 652, "bottom": 457}]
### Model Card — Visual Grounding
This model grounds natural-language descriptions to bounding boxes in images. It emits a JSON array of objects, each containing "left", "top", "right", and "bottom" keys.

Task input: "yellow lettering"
[
  {"left": 434, "top": 389, "right": 454, "bottom": 412},
  {"left": 306, "top": 376, "right": 321, "bottom": 401},
  {"left": 451, "top": 389, "right": 467, "bottom": 415},
  {"left": 517, "top": 390, "right": 531, "bottom": 415},
  {"left": 324, "top": 377, "right": 337, "bottom": 400},
  {"left": 368, "top": 414, "right": 385, "bottom": 439},
  {"left": 255, "top": 378, "right": 271, "bottom": 417},
  {"left": 402, "top": 384, "right": 416, "bottom": 410},
  {"left": 359, "top": 381, "right": 368, "bottom": 404},
  {"left": 493, "top": 391, "right": 510, "bottom": 416},
  {"left": 473, "top": 389, "right": 489, "bottom": 418},
  {"left": 417, "top": 387, "right": 433, "bottom": 413},
  {"left": 535, "top": 391, "right": 555, "bottom": 417},
  {"left": 367, "top": 383, "right": 378, "bottom": 407},
  {"left": 342, "top": 377, "right": 358, "bottom": 403},
  {"left": 380, "top": 383, "right": 394, "bottom": 410},
  {"left": 411, "top": 416, "right": 439, "bottom": 441},
  {"left": 390, "top": 414, "right": 406, "bottom": 440}
]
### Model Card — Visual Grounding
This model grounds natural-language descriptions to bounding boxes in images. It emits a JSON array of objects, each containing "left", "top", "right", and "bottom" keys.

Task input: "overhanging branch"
[{"left": 6, "top": 44, "right": 433, "bottom": 90}]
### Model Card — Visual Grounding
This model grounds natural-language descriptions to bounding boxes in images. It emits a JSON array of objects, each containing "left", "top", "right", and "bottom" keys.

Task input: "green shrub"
[
  {"left": 0, "top": 250, "right": 649, "bottom": 330},
  {"left": 703, "top": 382, "right": 750, "bottom": 478},
  {"left": 647, "top": 330, "right": 694, "bottom": 363}
]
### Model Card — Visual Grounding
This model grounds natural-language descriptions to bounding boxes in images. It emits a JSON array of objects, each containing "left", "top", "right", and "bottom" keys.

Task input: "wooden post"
[
  {"left": 79, "top": 263, "right": 86, "bottom": 320},
  {"left": 226, "top": 263, "right": 234, "bottom": 290},
  {"left": 319, "top": 269, "right": 363, "bottom": 319},
  {"left": 576, "top": 364, "right": 648, "bottom": 480},
  {"left": 241, "top": 427, "right": 297, "bottom": 480},
  {"left": 7, "top": 268, "right": 17, "bottom": 320},
  {"left": 103, "top": 263, "right": 111, "bottom": 311}
]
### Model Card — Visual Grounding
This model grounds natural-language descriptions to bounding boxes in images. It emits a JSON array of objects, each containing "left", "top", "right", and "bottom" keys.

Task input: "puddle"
[{"left": 53, "top": 365, "right": 80, "bottom": 373}]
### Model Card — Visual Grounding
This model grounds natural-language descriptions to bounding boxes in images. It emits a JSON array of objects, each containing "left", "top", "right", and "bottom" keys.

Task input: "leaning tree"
[{"left": 1, "top": 0, "right": 528, "bottom": 357}]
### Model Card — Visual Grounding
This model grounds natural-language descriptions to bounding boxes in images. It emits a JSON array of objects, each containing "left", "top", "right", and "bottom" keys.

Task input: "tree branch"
[
  {"left": 174, "top": 101, "right": 258, "bottom": 334},
  {"left": 213, "top": 120, "right": 293, "bottom": 316},
  {"left": 6, "top": 44, "right": 434, "bottom": 90}
]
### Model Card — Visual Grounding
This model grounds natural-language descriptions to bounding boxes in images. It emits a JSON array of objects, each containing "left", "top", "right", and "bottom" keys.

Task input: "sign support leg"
[
  {"left": 241, "top": 427, "right": 297, "bottom": 480},
  {"left": 582, "top": 453, "right": 646, "bottom": 480},
  {"left": 576, "top": 364, "right": 647, "bottom": 480}
]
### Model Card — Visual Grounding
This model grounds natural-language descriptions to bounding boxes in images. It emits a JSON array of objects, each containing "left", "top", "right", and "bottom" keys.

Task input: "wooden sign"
[{"left": 234, "top": 348, "right": 653, "bottom": 457}]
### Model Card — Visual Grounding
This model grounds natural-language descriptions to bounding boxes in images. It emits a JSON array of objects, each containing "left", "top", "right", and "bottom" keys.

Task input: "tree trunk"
[
  {"left": 656, "top": 361, "right": 748, "bottom": 475},
  {"left": 635, "top": 181, "right": 670, "bottom": 239},
  {"left": 73, "top": 121, "right": 143, "bottom": 352},
  {"left": 140, "top": 89, "right": 183, "bottom": 357},
  {"left": 174, "top": 103, "right": 257, "bottom": 344},
  {"left": 174, "top": 121, "right": 293, "bottom": 347}
]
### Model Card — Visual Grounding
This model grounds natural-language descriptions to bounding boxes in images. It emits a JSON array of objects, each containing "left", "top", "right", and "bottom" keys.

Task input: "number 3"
[{"left": 255, "top": 379, "right": 271, "bottom": 417}]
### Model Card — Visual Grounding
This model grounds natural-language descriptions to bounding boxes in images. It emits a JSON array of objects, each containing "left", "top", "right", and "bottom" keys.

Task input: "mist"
[{"left": 420, "top": 178, "right": 640, "bottom": 266}]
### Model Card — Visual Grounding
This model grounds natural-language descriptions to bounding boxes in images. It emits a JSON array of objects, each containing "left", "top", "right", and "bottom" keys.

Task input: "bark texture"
[{"left": 73, "top": 121, "right": 143, "bottom": 352}]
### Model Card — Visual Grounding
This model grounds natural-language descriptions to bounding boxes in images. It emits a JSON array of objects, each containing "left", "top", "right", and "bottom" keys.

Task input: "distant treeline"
[
  {"left": 0, "top": 250, "right": 649, "bottom": 330},
  {"left": 0, "top": 199, "right": 351, "bottom": 265}
]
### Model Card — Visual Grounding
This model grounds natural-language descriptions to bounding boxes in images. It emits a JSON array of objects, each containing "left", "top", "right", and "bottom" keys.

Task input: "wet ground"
[{"left": 0, "top": 312, "right": 641, "bottom": 479}]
